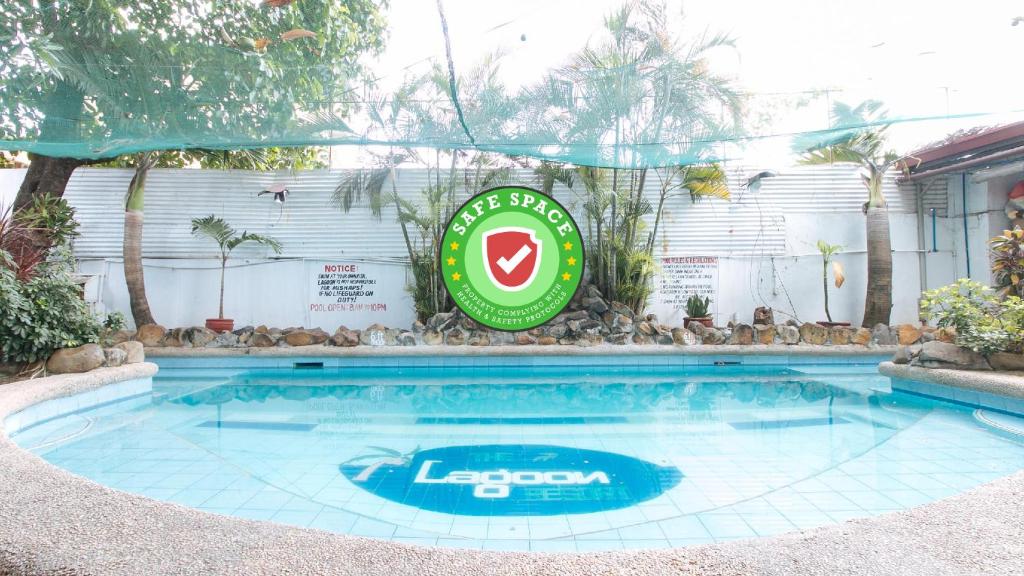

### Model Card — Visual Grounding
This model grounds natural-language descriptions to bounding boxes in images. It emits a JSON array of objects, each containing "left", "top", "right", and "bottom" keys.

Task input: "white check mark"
[{"left": 496, "top": 244, "right": 533, "bottom": 274}]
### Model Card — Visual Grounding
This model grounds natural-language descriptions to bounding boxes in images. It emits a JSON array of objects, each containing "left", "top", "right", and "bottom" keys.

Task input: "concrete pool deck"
[{"left": 1, "top": 360, "right": 1022, "bottom": 575}]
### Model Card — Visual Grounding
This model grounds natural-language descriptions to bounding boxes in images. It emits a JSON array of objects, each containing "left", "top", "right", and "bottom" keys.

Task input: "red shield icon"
[{"left": 482, "top": 227, "right": 542, "bottom": 292}]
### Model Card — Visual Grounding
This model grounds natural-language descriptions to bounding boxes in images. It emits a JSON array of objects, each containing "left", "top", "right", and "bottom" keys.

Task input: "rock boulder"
[
  {"left": 896, "top": 324, "right": 923, "bottom": 346},
  {"left": 988, "top": 352, "right": 1024, "bottom": 372},
  {"left": 331, "top": 328, "right": 360, "bottom": 347},
  {"left": 799, "top": 323, "right": 829, "bottom": 345},
  {"left": 778, "top": 325, "right": 800, "bottom": 345},
  {"left": 46, "top": 344, "right": 105, "bottom": 374},
  {"left": 728, "top": 324, "right": 754, "bottom": 345},
  {"left": 914, "top": 341, "right": 991, "bottom": 370},
  {"left": 284, "top": 329, "right": 329, "bottom": 347},
  {"left": 103, "top": 347, "right": 127, "bottom": 367},
  {"left": 135, "top": 324, "right": 166, "bottom": 347},
  {"left": 113, "top": 341, "right": 145, "bottom": 364}
]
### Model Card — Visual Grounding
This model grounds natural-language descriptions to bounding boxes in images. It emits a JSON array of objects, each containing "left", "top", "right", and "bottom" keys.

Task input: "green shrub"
[
  {"left": 990, "top": 227, "right": 1024, "bottom": 298},
  {"left": 0, "top": 254, "right": 101, "bottom": 364},
  {"left": 920, "top": 279, "right": 1024, "bottom": 355},
  {"left": 99, "top": 311, "right": 126, "bottom": 346}
]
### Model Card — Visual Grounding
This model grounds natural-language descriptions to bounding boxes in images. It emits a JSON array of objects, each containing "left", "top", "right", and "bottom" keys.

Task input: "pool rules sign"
[{"left": 307, "top": 261, "right": 414, "bottom": 328}]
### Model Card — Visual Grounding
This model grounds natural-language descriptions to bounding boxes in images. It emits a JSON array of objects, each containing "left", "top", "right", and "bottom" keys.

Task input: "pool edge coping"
[
  {"left": 879, "top": 361, "right": 1024, "bottom": 400},
  {"left": 0, "top": 363, "right": 1022, "bottom": 575}
]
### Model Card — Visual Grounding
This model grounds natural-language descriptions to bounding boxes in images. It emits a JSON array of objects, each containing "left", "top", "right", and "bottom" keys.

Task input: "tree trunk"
[
  {"left": 823, "top": 258, "right": 832, "bottom": 322},
  {"left": 219, "top": 254, "right": 227, "bottom": 319},
  {"left": 862, "top": 177, "right": 893, "bottom": 327},
  {"left": 13, "top": 154, "right": 90, "bottom": 214},
  {"left": 123, "top": 159, "right": 156, "bottom": 327}
]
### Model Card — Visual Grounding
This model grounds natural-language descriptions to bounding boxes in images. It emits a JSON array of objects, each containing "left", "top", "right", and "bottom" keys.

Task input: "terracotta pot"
[
  {"left": 684, "top": 317, "right": 713, "bottom": 329},
  {"left": 816, "top": 321, "right": 850, "bottom": 328},
  {"left": 205, "top": 318, "right": 234, "bottom": 333}
]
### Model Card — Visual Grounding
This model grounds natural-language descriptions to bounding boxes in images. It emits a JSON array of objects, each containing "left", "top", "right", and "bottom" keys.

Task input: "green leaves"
[
  {"left": 920, "top": 279, "right": 1024, "bottom": 355},
  {"left": 0, "top": 259, "right": 101, "bottom": 364},
  {"left": 990, "top": 227, "right": 1024, "bottom": 298},
  {"left": 190, "top": 215, "right": 282, "bottom": 256}
]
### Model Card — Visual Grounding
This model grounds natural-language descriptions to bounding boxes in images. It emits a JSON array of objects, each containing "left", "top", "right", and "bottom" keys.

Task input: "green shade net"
[{"left": 1, "top": 1, "right": 1021, "bottom": 167}]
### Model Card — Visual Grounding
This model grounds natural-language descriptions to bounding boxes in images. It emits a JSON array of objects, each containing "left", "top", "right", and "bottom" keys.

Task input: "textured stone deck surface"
[
  {"left": 880, "top": 362, "right": 1024, "bottom": 399},
  {"left": 1, "top": 362, "right": 1022, "bottom": 575}
]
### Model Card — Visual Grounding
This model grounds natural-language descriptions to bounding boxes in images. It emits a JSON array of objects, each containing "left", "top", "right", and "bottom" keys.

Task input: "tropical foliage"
[
  {"left": 0, "top": 195, "right": 78, "bottom": 281},
  {"left": 522, "top": 2, "right": 739, "bottom": 313},
  {"left": 0, "top": 198, "right": 99, "bottom": 364},
  {"left": 0, "top": 251, "right": 101, "bottom": 364},
  {"left": 1, "top": 0, "right": 386, "bottom": 214},
  {"left": 990, "top": 227, "right": 1024, "bottom": 298},
  {"left": 798, "top": 100, "right": 899, "bottom": 328},
  {"left": 333, "top": 56, "right": 517, "bottom": 321},
  {"left": 920, "top": 279, "right": 1024, "bottom": 355},
  {"left": 190, "top": 216, "right": 282, "bottom": 320}
]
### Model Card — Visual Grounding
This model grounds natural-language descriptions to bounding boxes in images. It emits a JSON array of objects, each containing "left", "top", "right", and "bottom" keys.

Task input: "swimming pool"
[{"left": 10, "top": 356, "right": 1024, "bottom": 552}]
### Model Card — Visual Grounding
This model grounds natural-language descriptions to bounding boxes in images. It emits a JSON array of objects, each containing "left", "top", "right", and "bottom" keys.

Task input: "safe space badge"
[{"left": 441, "top": 186, "right": 584, "bottom": 331}]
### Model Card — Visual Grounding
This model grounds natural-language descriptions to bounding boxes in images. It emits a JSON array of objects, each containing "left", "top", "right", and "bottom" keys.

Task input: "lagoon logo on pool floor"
[{"left": 339, "top": 444, "right": 683, "bottom": 516}]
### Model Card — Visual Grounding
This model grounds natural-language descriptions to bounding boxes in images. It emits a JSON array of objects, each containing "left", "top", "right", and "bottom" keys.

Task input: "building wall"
[{"left": 0, "top": 164, "right": 981, "bottom": 330}]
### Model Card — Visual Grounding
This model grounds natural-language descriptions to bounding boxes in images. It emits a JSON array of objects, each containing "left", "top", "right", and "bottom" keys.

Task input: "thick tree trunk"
[
  {"left": 123, "top": 160, "right": 156, "bottom": 327},
  {"left": 862, "top": 202, "right": 893, "bottom": 327},
  {"left": 13, "top": 154, "right": 90, "bottom": 213}
]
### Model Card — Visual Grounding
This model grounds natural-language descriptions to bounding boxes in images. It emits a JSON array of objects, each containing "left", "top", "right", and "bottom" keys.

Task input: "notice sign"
[
  {"left": 657, "top": 256, "right": 719, "bottom": 307},
  {"left": 307, "top": 261, "right": 414, "bottom": 328}
]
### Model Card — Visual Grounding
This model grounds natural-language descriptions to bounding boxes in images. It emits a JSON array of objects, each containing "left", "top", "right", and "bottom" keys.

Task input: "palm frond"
[{"left": 190, "top": 215, "right": 235, "bottom": 249}]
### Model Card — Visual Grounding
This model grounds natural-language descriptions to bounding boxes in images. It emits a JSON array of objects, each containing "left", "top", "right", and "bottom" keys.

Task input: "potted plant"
[
  {"left": 191, "top": 215, "right": 282, "bottom": 332},
  {"left": 816, "top": 240, "right": 849, "bottom": 327},
  {"left": 684, "top": 294, "right": 713, "bottom": 329}
]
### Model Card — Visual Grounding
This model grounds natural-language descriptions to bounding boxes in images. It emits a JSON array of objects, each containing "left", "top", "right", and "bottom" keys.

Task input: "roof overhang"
[{"left": 897, "top": 121, "right": 1024, "bottom": 183}]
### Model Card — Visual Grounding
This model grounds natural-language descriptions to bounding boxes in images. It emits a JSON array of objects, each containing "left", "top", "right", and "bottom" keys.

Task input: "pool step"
[{"left": 974, "top": 409, "right": 1024, "bottom": 437}]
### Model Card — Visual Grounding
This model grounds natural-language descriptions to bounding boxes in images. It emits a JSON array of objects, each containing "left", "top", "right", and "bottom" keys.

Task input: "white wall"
[
  {"left": 0, "top": 164, "right": 989, "bottom": 330},
  {"left": 77, "top": 258, "right": 414, "bottom": 330},
  {"left": 0, "top": 169, "right": 25, "bottom": 209}
]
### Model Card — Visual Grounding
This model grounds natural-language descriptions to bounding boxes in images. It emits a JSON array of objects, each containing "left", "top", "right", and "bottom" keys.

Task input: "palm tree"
[
  {"left": 332, "top": 57, "right": 515, "bottom": 321},
  {"left": 799, "top": 100, "right": 898, "bottom": 327},
  {"left": 123, "top": 152, "right": 158, "bottom": 326},
  {"left": 522, "top": 0, "right": 741, "bottom": 312},
  {"left": 190, "top": 216, "right": 282, "bottom": 321}
]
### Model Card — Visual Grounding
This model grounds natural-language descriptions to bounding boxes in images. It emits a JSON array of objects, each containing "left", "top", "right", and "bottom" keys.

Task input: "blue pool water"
[{"left": 10, "top": 357, "right": 1024, "bottom": 551}]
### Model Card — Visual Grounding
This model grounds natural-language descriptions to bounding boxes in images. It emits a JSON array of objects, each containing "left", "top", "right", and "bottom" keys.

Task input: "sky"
[{"left": 331, "top": 0, "right": 1024, "bottom": 168}]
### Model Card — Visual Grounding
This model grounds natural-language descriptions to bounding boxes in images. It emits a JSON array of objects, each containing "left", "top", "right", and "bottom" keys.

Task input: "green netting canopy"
[{"left": 2, "top": 1, "right": 1022, "bottom": 167}]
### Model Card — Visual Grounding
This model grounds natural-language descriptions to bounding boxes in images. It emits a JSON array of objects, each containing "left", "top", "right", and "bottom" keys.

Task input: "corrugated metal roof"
[{"left": 62, "top": 164, "right": 931, "bottom": 261}]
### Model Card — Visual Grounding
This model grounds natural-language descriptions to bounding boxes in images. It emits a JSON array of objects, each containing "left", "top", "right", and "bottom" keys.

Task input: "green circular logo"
[{"left": 441, "top": 186, "right": 585, "bottom": 331}]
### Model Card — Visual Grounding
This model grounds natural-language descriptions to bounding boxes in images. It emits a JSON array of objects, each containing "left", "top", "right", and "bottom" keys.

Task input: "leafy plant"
[
  {"left": 525, "top": 1, "right": 740, "bottom": 315},
  {"left": 0, "top": 205, "right": 44, "bottom": 281},
  {"left": 99, "top": 311, "right": 126, "bottom": 346},
  {"left": 16, "top": 193, "right": 80, "bottom": 248},
  {"left": 816, "top": 240, "right": 845, "bottom": 322},
  {"left": 332, "top": 56, "right": 518, "bottom": 322},
  {"left": 0, "top": 254, "right": 101, "bottom": 364},
  {"left": 190, "top": 216, "right": 282, "bottom": 320},
  {"left": 685, "top": 294, "right": 711, "bottom": 318},
  {"left": 920, "top": 279, "right": 1024, "bottom": 355},
  {"left": 990, "top": 227, "right": 1024, "bottom": 298}
]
